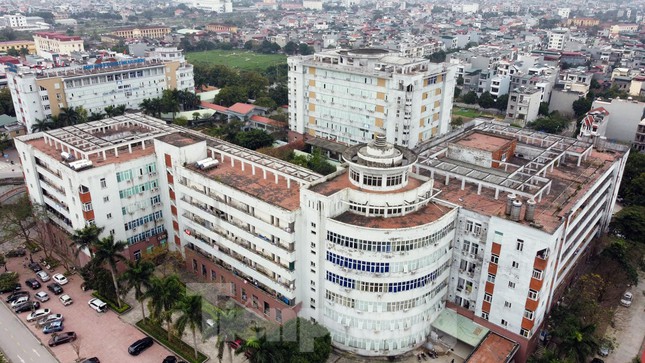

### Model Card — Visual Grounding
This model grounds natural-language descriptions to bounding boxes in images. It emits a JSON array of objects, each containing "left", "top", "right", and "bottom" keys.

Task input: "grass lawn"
[
  {"left": 186, "top": 50, "right": 287, "bottom": 71},
  {"left": 452, "top": 108, "right": 483, "bottom": 118}
]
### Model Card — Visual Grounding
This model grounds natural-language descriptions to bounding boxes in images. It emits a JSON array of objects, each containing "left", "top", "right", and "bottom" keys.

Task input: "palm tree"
[
  {"left": 31, "top": 118, "right": 53, "bottom": 132},
  {"left": 88, "top": 112, "right": 105, "bottom": 121},
  {"left": 121, "top": 259, "right": 155, "bottom": 320},
  {"left": 202, "top": 306, "right": 243, "bottom": 363},
  {"left": 114, "top": 104, "right": 126, "bottom": 116},
  {"left": 557, "top": 323, "right": 599, "bottom": 363},
  {"left": 236, "top": 325, "right": 283, "bottom": 363},
  {"left": 174, "top": 294, "right": 203, "bottom": 359},
  {"left": 104, "top": 105, "right": 118, "bottom": 118},
  {"left": 58, "top": 107, "right": 80, "bottom": 126},
  {"left": 93, "top": 235, "right": 127, "bottom": 308},
  {"left": 70, "top": 224, "right": 104, "bottom": 261},
  {"left": 146, "top": 274, "right": 184, "bottom": 342}
]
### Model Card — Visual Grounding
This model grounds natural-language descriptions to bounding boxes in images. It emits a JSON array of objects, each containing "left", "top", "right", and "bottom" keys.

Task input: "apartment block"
[
  {"left": 111, "top": 26, "right": 171, "bottom": 40},
  {"left": 0, "top": 40, "right": 36, "bottom": 55},
  {"left": 547, "top": 29, "right": 569, "bottom": 51},
  {"left": 33, "top": 32, "right": 84, "bottom": 58},
  {"left": 7, "top": 48, "right": 194, "bottom": 133},
  {"left": 506, "top": 87, "right": 542, "bottom": 124},
  {"left": 16, "top": 117, "right": 628, "bottom": 362},
  {"left": 2, "top": 14, "right": 27, "bottom": 29},
  {"left": 288, "top": 48, "right": 456, "bottom": 149}
]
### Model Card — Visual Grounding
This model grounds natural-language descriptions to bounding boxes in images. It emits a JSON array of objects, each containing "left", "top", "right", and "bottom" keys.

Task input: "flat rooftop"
[
  {"left": 310, "top": 169, "right": 425, "bottom": 196},
  {"left": 465, "top": 332, "right": 519, "bottom": 363},
  {"left": 453, "top": 131, "right": 514, "bottom": 153},
  {"left": 332, "top": 201, "right": 451, "bottom": 229}
]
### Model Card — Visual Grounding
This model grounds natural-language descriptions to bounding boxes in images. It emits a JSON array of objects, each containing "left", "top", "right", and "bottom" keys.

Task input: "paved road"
[
  {"left": 0, "top": 302, "right": 59, "bottom": 363},
  {"left": 603, "top": 272, "right": 645, "bottom": 363}
]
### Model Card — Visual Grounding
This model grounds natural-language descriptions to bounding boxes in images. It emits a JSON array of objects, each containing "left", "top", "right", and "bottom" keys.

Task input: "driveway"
[
  {"left": 602, "top": 273, "right": 645, "bottom": 363},
  {"left": 0, "top": 302, "right": 58, "bottom": 363},
  {"left": 3, "top": 253, "right": 174, "bottom": 363}
]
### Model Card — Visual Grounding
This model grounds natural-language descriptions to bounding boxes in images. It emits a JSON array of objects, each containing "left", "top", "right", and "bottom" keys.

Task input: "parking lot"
[{"left": 3, "top": 253, "right": 174, "bottom": 363}]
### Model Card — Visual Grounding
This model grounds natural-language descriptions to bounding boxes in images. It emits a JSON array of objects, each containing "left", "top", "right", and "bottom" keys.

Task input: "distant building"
[
  {"left": 176, "top": 0, "right": 232, "bottom": 12},
  {"left": 111, "top": 26, "right": 171, "bottom": 40},
  {"left": 584, "top": 98, "right": 645, "bottom": 144},
  {"left": 33, "top": 32, "right": 84, "bottom": 58},
  {"left": 0, "top": 40, "right": 36, "bottom": 55},
  {"left": 557, "top": 8, "right": 570, "bottom": 18},
  {"left": 1, "top": 14, "right": 27, "bottom": 29},
  {"left": 547, "top": 29, "right": 569, "bottom": 51},
  {"left": 566, "top": 18, "right": 600, "bottom": 27},
  {"left": 206, "top": 24, "right": 238, "bottom": 33},
  {"left": 288, "top": 48, "right": 456, "bottom": 148},
  {"left": 303, "top": 0, "right": 323, "bottom": 10},
  {"left": 506, "top": 87, "right": 542, "bottom": 124}
]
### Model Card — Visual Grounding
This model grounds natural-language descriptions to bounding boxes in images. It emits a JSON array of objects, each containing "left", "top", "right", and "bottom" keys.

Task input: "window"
[
  {"left": 481, "top": 312, "right": 489, "bottom": 320},
  {"left": 103, "top": 196, "right": 109, "bottom": 202},
  {"left": 133, "top": 250, "right": 141, "bottom": 260},
  {"left": 100, "top": 178, "right": 107, "bottom": 188},
  {"left": 252, "top": 295, "right": 258, "bottom": 309},
  {"left": 241, "top": 288, "right": 247, "bottom": 301},
  {"left": 490, "top": 254, "right": 499, "bottom": 264},
  {"left": 276, "top": 309, "right": 282, "bottom": 322},
  {"left": 508, "top": 281, "right": 516, "bottom": 288},
  {"left": 528, "top": 289, "right": 539, "bottom": 300},
  {"left": 501, "top": 319, "right": 508, "bottom": 327},
  {"left": 82, "top": 202, "right": 93, "bottom": 212},
  {"left": 106, "top": 213, "right": 112, "bottom": 219},
  {"left": 504, "top": 301, "right": 512, "bottom": 308},
  {"left": 484, "top": 293, "right": 492, "bottom": 303},
  {"left": 532, "top": 269, "right": 543, "bottom": 280},
  {"left": 524, "top": 309, "right": 534, "bottom": 320},
  {"left": 512, "top": 261, "right": 519, "bottom": 268},
  {"left": 520, "top": 328, "right": 531, "bottom": 338},
  {"left": 487, "top": 274, "right": 496, "bottom": 283},
  {"left": 516, "top": 239, "right": 524, "bottom": 251},
  {"left": 264, "top": 302, "right": 270, "bottom": 315}
]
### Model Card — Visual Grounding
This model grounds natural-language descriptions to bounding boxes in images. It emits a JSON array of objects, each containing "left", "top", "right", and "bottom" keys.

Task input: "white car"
[
  {"left": 88, "top": 298, "right": 107, "bottom": 313},
  {"left": 26, "top": 308, "right": 51, "bottom": 322},
  {"left": 35, "top": 291, "right": 50, "bottom": 302},
  {"left": 59, "top": 294, "right": 73, "bottom": 306},
  {"left": 36, "top": 271, "right": 50, "bottom": 282},
  {"left": 10, "top": 296, "right": 29, "bottom": 307},
  {"left": 620, "top": 292, "right": 633, "bottom": 307},
  {"left": 52, "top": 274, "right": 68, "bottom": 285}
]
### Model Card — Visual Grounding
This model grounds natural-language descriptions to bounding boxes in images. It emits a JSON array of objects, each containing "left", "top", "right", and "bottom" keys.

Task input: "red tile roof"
[
  {"left": 200, "top": 101, "right": 229, "bottom": 113},
  {"left": 250, "top": 115, "right": 285, "bottom": 127},
  {"left": 228, "top": 103, "right": 256, "bottom": 115},
  {"left": 34, "top": 32, "right": 82, "bottom": 41}
]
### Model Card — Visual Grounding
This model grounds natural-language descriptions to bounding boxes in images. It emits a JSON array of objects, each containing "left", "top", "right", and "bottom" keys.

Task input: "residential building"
[
  {"left": 303, "top": 0, "right": 323, "bottom": 10},
  {"left": 557, "top": 8, "right": 571, "bottom": 18},
  {"left": 578, "top": 107, "right": 610, "bottom": 144},
  {"left": 7, "top": 48, "right": 194, "bottom": 132},
  {"left": 111, "top": 26, "right": 172, "bottom": 40},
  {"left": 2, "top": 14, "right": 27, "bottom": 29},
  {"left": 609, "top": 24, "right": 639, "bottom": 36},
  {"left": 566, "top": 18, "right": 600, "bottom": 27},
  {"left": 287, "top": 48, "right": 456, "bottom": 149},
  {"left": 16, "top": 117, "right": 628, "bottom": 363},
  {"left": 506, "top": 87, "right": 542, "bottom": 124},
  {"left": 0, "top": 40, "right": 36, "bottom": 55},
  {"left": 33, "top": 32, "right": 84, "bottom": 58},
  {"left": 582, "top": 99, "right": 645, "bottom": 144},
  {"left": 547, "top": 29, "right": 569, "bottom": 51},
  {"left": 633, "top": 120, "right": 645, "bottom": 152}
]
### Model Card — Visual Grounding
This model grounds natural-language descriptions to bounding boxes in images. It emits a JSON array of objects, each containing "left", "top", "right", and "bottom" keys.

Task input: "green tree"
[
  {"left": 527, "top": 113, "right": 570, "bottom": 134},
  {"left": 618, "top": 151, "right": 645, "bottom": 206},
  {"left": 462, "top": 91, "right": 478, "bottom": 104},
  {"left": 478, "top": 91, "right": 495, "bottom": 109},
  {"left": 0, "top": 196, "right": 50, "bottom": 256},
  {"left": 121, "top": 259, "right": 155, "bottom": 320},
  {"left": 298, "top": 43, "right": 314, "bottom": 55},
  {"left": 558, "top": 323, "right": 599, "bottom": 363},
  {"left": 58, "top": 107, "right": 82, "bottom": 126},
  {"left": 174, "top": 294, "right": 203, "bottom": 359},
  {"left": 88, "top": 112, "right": 105, "bottom": 121},
  {"left": 610, "top": 206, "right": 645, "bottom": 242},
  {"left": 454, "top": 87, "right": 462, "bottom": 99},
  {"left": 235, "top": 129, "right": 274, "bottom": 150},
  {"left": 572, "top": 97, "right": 592, "bottom": 117},
  {"left": 6, "top": 48, "right": 19, "bottom": 57},
  {"left": 539, "top": 101, "right": 550, "bottom": 116},
  {"left": 70, "top": 224, "right": 104, "bottom": 261},
  {"left": 31, "top": 118, "right": 54, "bottom": 132},
  {"left": 268, "top": 84, "right": 288, "bottom": 106},
  {"left": 456, "top": 75, "right": 464, "bottom": 86},
  {"left": 426, "top": 50, "right": 446, "bottom": 63},
  {"left": 161, "top": 90, "right": 180, "bottom": 119},
  {"left": 240, "top": 71, "right": 269, "bottom": 100},
  {"left": 214, "top": 86, "right": 248, "bottom": 107},
  {"left": 284, "top": 41, "right": 298, "bottom": 55},
  {"left": 0, "top": 88, "right": 15, "bottom": 116},
  {"left": 93, "top": 235, "right": 127, "bottom": 308},
  {"left": 254, "top": 97, "right": 277, "bottom": 109},
  {"left": 146, "top": 274, "right": 185, "bottom": 342},
  {"left": 495, "top": 94, "right": 509, "bottom": 111},
  {"left": 139, "top": 98, "right": 163, "bottom": 118}
]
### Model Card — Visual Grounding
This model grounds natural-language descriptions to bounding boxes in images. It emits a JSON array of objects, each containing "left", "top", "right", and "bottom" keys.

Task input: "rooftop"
[
  {"left": 310, "top": 169, "right": 425, "bottom": 196},
  {"left": 332, "top": 200, "right": 451, "bottom": 229},
  {"left": 465, "top": 332, "right": 519, "bottom": 363},
  {"left": 453, "top": 131, "right": 514, "bottom": 153},
  {"left": 33, "top": 32, "right": 81, "bottom": 41}
]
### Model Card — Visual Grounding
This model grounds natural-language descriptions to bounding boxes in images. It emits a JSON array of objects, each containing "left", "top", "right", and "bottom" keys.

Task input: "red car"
[{"left": 227, "top": 339, "right": 243, "bottom": 350}]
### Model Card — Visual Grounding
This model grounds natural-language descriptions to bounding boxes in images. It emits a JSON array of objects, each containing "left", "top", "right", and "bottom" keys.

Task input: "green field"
[{"left": 186, "top": 50, "right": 287, "bottom": 71}]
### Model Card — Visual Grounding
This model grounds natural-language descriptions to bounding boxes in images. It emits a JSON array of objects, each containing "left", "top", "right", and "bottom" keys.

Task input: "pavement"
[
  {"left": 602, "top": 272, "right": 645, "bottom": 363},
  {"left": 2, "top": 253, "right": 174, "bottom": 363},
  {"left": 0, "top": 301, "right": 58, "bottom": 363},
  {"left": 0, "top": 148, "right": 23, "bottom": 179}
]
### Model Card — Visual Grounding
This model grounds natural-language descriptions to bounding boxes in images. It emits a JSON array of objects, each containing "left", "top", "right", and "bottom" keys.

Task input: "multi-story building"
[
  {"left": 206, "top": 24, "right": 238, "bottom": 33},
  {"left": 0, "top": 40, "right": 36, "bottom": 55},
  {"left": 566, "top": 18, "right": 600, "bottom": 27},
  {"left": 2, "top": 14, "right": 27, "bottom": 29},
  {"left": 33, "top": 32, "right": 85, "bottom": 58},
  {"left": 111, "top": 26, "right": 171, "bottom": 40},
  {"left": 7, "top": 48, "right": 194, "bottom": 133},
  {"left": 16, "top": 116, "right": 628, "bottom": 363},
  {"left": 633, "top": 120, "right": 645, "bottom": 152},
  {"left": 547, "top": 29, "right": 569, "bottom": 51},
  {"left": 288, "top": 48, "right": 456, "bottom": 149},
  {"left": 505, "top": 87, "right": 542, "bottom": 124},
  {"left": 176, "top": 0, "right": 232, "bottom": 12}
]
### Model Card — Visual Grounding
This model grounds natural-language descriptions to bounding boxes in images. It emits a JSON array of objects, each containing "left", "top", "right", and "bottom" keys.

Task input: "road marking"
[
  {"left": 32, "top": 349, "right": 40, "bottom": 357},
  {"left": 16, "top": 354, "right": 25, "bottom": 363}
]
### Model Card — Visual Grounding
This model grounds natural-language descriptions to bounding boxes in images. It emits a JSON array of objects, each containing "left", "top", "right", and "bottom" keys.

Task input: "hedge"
[
  {"left": 91, "top": 291, "right": 131, "bottom": 314},
  {"left": 136, "top": 319, "right": 208, "bottom": 363}
]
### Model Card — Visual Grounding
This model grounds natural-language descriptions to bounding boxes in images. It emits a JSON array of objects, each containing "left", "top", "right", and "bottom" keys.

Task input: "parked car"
[
  {"left": 25, "top": 278, "right": 41, "bottom": 289},
  {"left": 26, "top": 308, "right": 51, "bottom": 322},
  {"left": 6, "top": 291, "right": 29, "bottom": 303},
  {"left": 6, "top": 248, "right": 26, "bottom": 257},
  {"left": 48, "top": 332, "right": 77, "bottom": 347},
  {"left": 81, "top": 358, "right": 100, "bottom": 363},
  {"left": 37, "top": 314, "right": 63, "bottom": 327},
  {"left": 52, "top": 274, "right": 68, "bottom": 285},
  {"left": 36, "top": 271, "right": 50, "bottom": 282},
  {"left": 42, "top": 320, "right": 64, "bottom": 334},
  {"left": 47, "top": 283, "right": 63, "bottom": 295},
  {"left": 10, "top": 295, "right": 29, "bottom": 307},
  {"left": 162, "top": 356, "right": 186, "bottom": 363},
  {"left": 620, "top": 292, "right": 633, "bottom": 307},
  {"left": 128, "top": 337, "right": 154, "bottom": 355},
  {"left": 88, "top": 298, "right": 107, "bottom": 313},
  {"left": 28, "top": 262, "right": 42, "bottom": 273},
  {"left": 59, "top": 294, "right": 73, "bottom": 306},
  {"left": 0, "top": 283, "right": 21, "bottom": 294},
  {"left": 34, "top": 291, "right": 50, "bottom": 302},
  {"left": 14, "top": 301, "right": 40, "bottom": 313}
]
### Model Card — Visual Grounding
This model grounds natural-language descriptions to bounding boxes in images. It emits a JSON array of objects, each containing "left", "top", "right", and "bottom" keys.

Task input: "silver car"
[{"left": 37, "top": 313, "right": 63, "bottom": 327}]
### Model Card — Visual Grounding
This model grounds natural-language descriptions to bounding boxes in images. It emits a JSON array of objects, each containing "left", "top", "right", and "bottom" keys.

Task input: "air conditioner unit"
[{"left": 138, "top": 175, "right": 143, "bottom": 179}]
